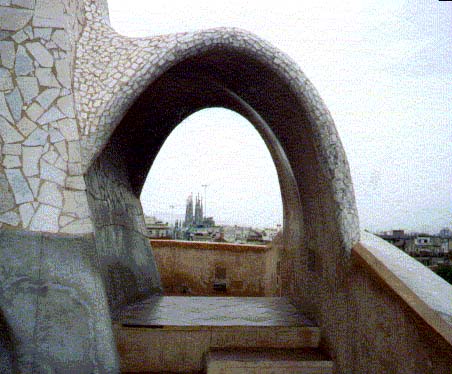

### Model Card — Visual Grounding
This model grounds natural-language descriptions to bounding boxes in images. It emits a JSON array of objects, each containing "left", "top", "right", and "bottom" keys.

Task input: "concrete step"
[
  {"left": 114, "top": 296, "right": 319, "bottom": 373},
  {"left": 206, "top": 348, "right": 333, "bottom": 374}
]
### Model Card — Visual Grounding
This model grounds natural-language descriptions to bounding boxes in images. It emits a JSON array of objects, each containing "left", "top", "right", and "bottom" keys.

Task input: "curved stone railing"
[{"left": 353, "top": 231, "right": 452, "bottom": 345}]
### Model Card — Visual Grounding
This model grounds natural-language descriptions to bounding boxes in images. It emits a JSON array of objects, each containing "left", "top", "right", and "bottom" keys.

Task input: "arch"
[{"left": 84, "top": 43, "right": 359, "bottom": 313}]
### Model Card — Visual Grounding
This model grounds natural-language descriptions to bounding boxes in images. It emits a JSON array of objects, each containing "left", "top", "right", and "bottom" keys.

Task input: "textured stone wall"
[
  {"left": 151, "top": 240, "right": 280, "bottom": 296},
  {"left": 347, "top": 256, "right": 452, "bottom": 373},
  {"left": 0, "top": 0, "right": 92, "bottom": 235},
  {"left": 85, "top": 133, "right": 161, "bottom": 311},
  {"left": 0, "top": 229, "right": 118, "bottom": 373},
  {"left": 272, "top": 232, "right": 452, "bottom": 373}
]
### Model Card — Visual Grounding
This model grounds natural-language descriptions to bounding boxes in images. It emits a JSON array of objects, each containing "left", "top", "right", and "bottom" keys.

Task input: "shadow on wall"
[{"left": 0, "top": 311, "right": 13, "bottom": 373}]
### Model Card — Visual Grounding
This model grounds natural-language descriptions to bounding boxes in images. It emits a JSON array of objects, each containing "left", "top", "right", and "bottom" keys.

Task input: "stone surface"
[
  {"left": 0, "top": 230, "right": 119, "bottom": 373},
  {"left": 12, "top": 29, "right": 28, "bottom": 43},
  {"left": 0, "top": 7, "right": 33, "bottom": 31},
  {"left": 49, "top": 127, "right": 65, "bottom": 143},
  {"left": 0, "top": 210, "right": 20, "bottom": 226},
  {"left": 17, "top": 77, "right": 39, "bottom": 104},
  {"left": 35, "top": 67, "right": 60, "bottom": 87},
  {"left": 26, "top": 42, "right": 54, "bottom": 67},
  {"left": 65, "top": 175, "right": 85, "bottom": 190},
  {"left": 36, "top": 88, "right": 59, "bottom": 109},
  {"left": 0, "top": 116, "right": 24, "bottom": 143},
  {"left": 0, "top": 174, "right": 15, "bottom": 213},
  {"left": 17, "top": 116, "right": 37, "bottom": 136},
  {"left": 33, "top": 0, "right": 65, "bottom": 28},
  {"left": 29, "top": 204, "right": 60, "bottom": 232},
  {"left": 25, "top": 102, "right": 44, "bottom": 121},
  {"left": 2, "top": 143, "right": 21, "bottom": 155},
  {"left": 27, "top": 176, "right": 40, "bottom": 197},
  {"left": 118, "top": 296, "right": 315, "bottom": 328},
  {"left": 115, "top": 296, "right": 319, "bottom": 372},
  {"left": 56, "top": 94, "right": 75, "bottom": 117},
  {"left": 37, "top": 106, "right": 64, "bottom": 124},
  {"left": 23, "top": 127, "right": 48, "bottom": 146},
  {"left": 55, "top": 57, "right": 71, "bottom": 88},
  {"left": 5, "top": 87, "right": 23, "bottom": 122},
  {"left": 22, "top": 146, "right": 42, "bottom": 176},
  {"left": 206, "top": 349, "right": 333, "bottom": 374},
  {"left": 152, "top": 240, "right": 279, "bottom": 297},
  {"left": 51, "top": 29, "right": 70, "bottom": 51},
  {"left": 40, "top": 159, "right": 66, "bottom": 185},
  {"left": 37, "top": 181, "right": 62, "bottom": 207},
  {"left": 58, "top": 118, "right": 78, "bottom": 140},
  {"left": 2, "top": 155, "right": 21, "bottom": 168},
  {"left": 11, "top": 0, "right": 35, "bottom": 10},
  {"left": 5, "top": 168, "right": 33, "bottom": 204},
  {"left": 0, "top": 68, "right": 13, "bottom": 90},
  {"left": 0, "top": 92, "right": 13, "bottom": 122},
  {"left": 34, "top": 27, "right": 52, "bottom": 40},
  {"left": 14, "top": 45, "right": 34, "bottom": 76},
  {"left": 67, "top": 140, "right": 81, "bottom": 162},
  {"left": 19, "top": 202, "right": 34, "bottom": 227},
  {"left": 0, "top": 41, "right": 15, "bottom": 69}
]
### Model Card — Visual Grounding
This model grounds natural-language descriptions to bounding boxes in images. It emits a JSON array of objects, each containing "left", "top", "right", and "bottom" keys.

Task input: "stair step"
[
  {"left": 206, "top": 348, "right": 333, "bottom": 374},
  {"left": 114, "top": 296, "right": 319, "bottom": 373}
]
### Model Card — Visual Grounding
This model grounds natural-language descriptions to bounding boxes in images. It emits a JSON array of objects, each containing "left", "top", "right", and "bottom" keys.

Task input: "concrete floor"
[{"left": 115, "top": 296, "right": 315, "bottom": 327}]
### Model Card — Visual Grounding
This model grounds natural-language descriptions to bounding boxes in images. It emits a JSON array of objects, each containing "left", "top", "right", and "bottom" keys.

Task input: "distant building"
[
  {"left": 376, "top": 230, "right": 413, "bottom": 252},
  {"left": 144, "top": 216, "right": 172, "bottom": 239},
  {"left": 183, "top": 194, "right": 194, "bottom": 227},
  {"left": 194, "top": 193, "right": 203, "bottom": 226},
  {"left": 441, "top": 239, "right": 452, "bottom": 254},
  {"left": 182, "top": 193, "right": 215, "bottom": 231},
  {"left": 247, "top": 228, "right": 264, "bottom": 243},
  {"left": 439, "top": 228, "right": 452, "bottom": 238},
  {"left": 376, "top": 230, "right": 451, "bottom": 267},
  {"left": 409, "top": 235, "right": 442, "bottom": 256},
  {"left": 262, "top": 225, "right": 282, "bottom": 243}
]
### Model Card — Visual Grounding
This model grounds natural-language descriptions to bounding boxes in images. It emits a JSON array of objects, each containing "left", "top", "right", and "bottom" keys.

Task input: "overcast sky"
[{"left": 108, "top": 0, "right": 451, "bottom": 233}]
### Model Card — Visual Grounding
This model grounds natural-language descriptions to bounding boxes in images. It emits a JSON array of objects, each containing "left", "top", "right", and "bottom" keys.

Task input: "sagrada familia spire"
[
  {"left": 184, "top": 194, "right": 194, "bottom": 227},
  {"left": 184, "top": 193, "right": 203, "bottom": 227}
]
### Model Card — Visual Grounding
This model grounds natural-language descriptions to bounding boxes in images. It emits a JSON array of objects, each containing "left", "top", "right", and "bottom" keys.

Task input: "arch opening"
[
  {"left": 140, "top": 107, "right": 283, "bottom": 229},
  {"left": 84, "top": 46, "right": 351, "bottom": 315}
]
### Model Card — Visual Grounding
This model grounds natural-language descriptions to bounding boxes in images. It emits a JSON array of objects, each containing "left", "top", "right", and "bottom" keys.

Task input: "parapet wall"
[
  {"left": 151, "top": 240, "right": 280, "bottom": 296},
  {"left": 273, "top": 231, "right": 452, "bottom": 373}
]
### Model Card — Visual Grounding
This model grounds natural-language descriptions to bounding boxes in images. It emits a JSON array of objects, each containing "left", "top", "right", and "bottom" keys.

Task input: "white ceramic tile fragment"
[
  {"left": 5, "top": 168, "right": 34, "bottom": 204},
  {"left": 29, "top": 203, "right": 60, "bottom": 232}
]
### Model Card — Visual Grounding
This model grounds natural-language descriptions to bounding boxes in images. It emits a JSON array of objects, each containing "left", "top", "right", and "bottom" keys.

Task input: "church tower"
[
  {"left": 184, "top": 194, "right": 194, "bottom": 227},
  {"left": 194, "top": 193, "right": 203, "bottom": 226}
]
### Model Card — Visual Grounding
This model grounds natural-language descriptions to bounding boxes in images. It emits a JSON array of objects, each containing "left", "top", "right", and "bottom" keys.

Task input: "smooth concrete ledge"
[
  {"left": 353, "top": 231, "right": 452, "bottom": 345},
  {"left": 206, "top": 348, "right": 333, "bottom": 374},
  {"left": 150, "top": 239, "right": 269, "bottom": 252}
]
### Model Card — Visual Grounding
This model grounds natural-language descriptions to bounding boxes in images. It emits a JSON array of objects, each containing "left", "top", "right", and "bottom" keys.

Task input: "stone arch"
[{"left": 84, "top": 42, "right": 360, "bottom": 313}]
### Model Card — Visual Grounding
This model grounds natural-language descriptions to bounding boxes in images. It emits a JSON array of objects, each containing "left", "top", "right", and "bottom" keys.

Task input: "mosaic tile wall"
[{"left": 0, "top": 0, "right": 91, "bottom": 234}]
